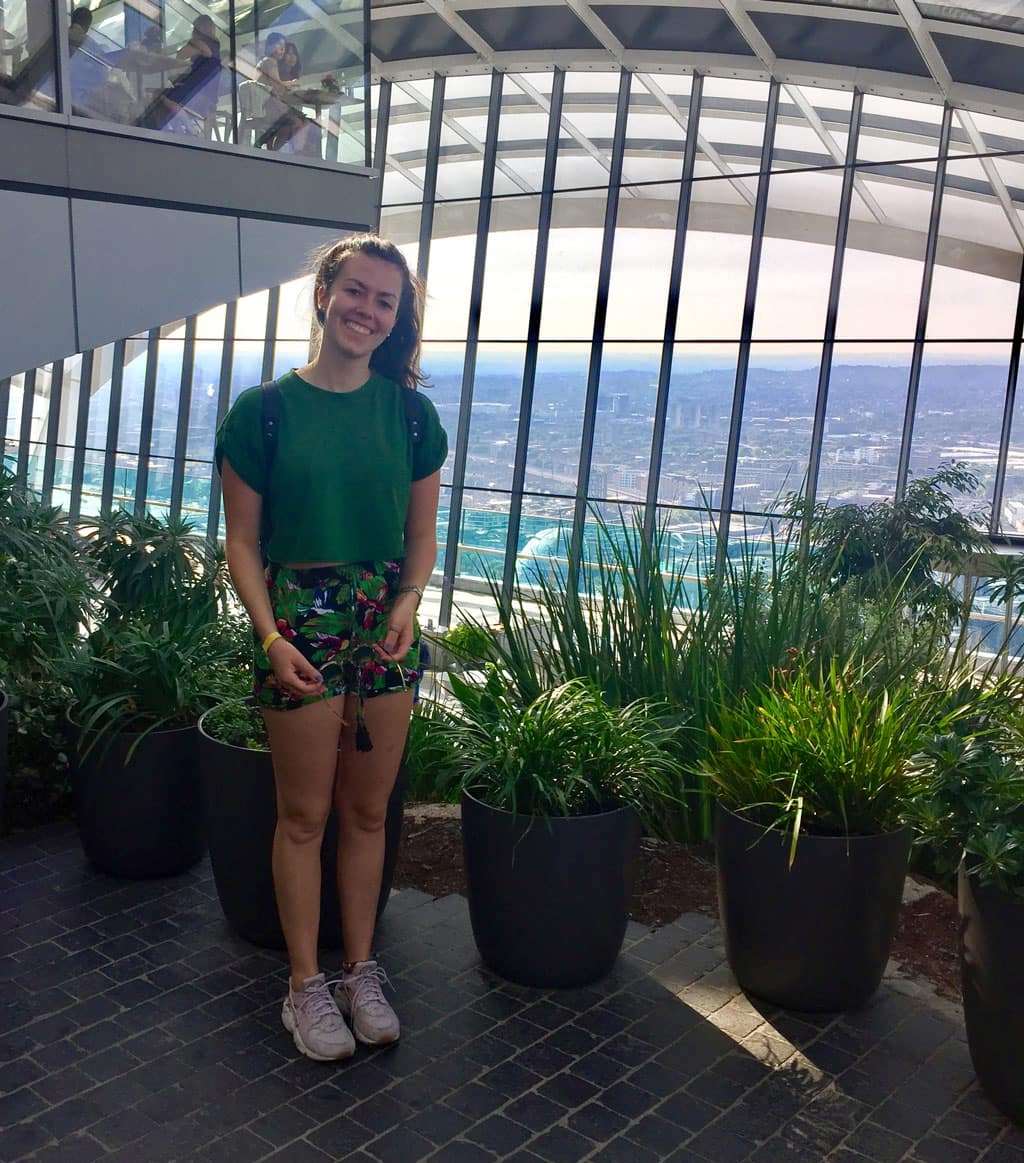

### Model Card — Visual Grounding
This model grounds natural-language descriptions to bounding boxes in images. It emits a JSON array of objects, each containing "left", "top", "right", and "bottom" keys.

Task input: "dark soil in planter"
[{"left": 392, "top": 809, "right": 961, "bottom": 1001}]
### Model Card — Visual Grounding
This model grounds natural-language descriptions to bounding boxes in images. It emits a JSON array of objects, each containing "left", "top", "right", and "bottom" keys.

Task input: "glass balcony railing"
[{"left": 0, "top": 0, "right": 368, "bottom": 166}]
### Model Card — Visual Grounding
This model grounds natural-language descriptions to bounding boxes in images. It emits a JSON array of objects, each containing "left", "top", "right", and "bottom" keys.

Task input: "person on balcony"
[
  {"left": 215, "top": 235, "right": 447, "bottom": 1061},
  {"left": 138, "top": 14, "right": 221, "bottom": 135}
]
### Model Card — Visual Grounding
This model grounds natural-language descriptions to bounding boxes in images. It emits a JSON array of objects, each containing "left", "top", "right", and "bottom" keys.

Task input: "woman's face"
[
  {"left": 317, "top": 252, "right": 404, "bottom": 366},
  {"left": 269, "top": 38, "right": 285, "bottom": 58},
  {"left": 284, "top": 46, "right": 298, "bottom": 70}
]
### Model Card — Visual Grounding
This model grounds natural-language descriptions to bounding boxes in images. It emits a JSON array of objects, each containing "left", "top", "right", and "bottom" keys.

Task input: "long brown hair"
[{"left": 312, "top": 234, "right": 426, "bottom": 389}]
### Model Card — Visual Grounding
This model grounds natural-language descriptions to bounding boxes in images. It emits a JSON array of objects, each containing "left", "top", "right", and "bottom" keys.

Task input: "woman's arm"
[
  {"left": 221, "top": 459, "right": 325, "bottom": 698},
  {"left": 376, "top": 469, "right": 441, "bottom": 662}
]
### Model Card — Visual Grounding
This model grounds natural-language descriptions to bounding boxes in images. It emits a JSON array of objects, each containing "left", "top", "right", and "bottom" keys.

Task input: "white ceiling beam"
[
  {"left": 393, "top": 78, "right": 536, "bottom": 194},
  {"left": 892, "top": 0, "right": 1024, "bottom": 249}
]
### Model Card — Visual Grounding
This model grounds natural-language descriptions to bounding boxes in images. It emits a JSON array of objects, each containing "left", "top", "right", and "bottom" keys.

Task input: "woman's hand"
[
  {"left": 267, "top": 638, "right": 326, "bottom": 699},
  {"left": 375, "top": 592, "right": 418, "bottom": 663}
]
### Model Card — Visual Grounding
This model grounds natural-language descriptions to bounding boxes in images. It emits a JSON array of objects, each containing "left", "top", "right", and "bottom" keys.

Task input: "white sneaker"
[
  {"left": 334, "top": 960, "right": 400, "bottom": 1046},
  {"left": 281, "top": 972, "right": 356, "bottom": 1061}
]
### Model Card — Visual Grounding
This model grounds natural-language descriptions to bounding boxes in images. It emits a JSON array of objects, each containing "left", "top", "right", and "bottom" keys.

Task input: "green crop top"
[{"left": 214, "top": 370, "right": 448, "bottom": 564}]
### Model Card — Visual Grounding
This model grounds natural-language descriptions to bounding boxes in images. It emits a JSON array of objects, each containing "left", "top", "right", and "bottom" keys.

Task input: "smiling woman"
[{"left": 214, "top": 233, "right": 449, "bottom": 1062}]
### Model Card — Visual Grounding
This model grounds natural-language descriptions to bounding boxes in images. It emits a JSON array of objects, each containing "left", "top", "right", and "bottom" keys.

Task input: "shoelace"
[
  {"left": 295, "top": 978, "right": 345, "bottom": 1026},
  {"left": 347, "top": 965, "right": 392, "bottom": 1011}
]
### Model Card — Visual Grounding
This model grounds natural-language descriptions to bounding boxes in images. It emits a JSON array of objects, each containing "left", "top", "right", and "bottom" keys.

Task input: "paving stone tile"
[
  {"left": 686, "top": 1124, "right": 759, "bottom": 1161},
  {"left": 911, "top": 1133, "right": 986, "bottom": 1162},
  {"left": 503, "top": 1091, "right": 567, "bottom": 1135},
  {"left": 656, "top": 1087, "right": 720, "bottom": 1133},
  {"left": 27, "top": 1130, "right": 107, "bottom": 1163},
  {"left": 463, "top": 1112, "right": 534, "bottom": 1153},
  {"left": 305, "top": 1112, "right": 377, "bottom": 1155},
  {"left": 627, "top": 1110, "right": 691, "bottom": 1155},
  {"left": 537, "top": 1071, "right": 601, "bottom": 1109},
  {"left": 526, "top": 1123, "right": 595, "bottom": 1162},
  {"left": 264, "top": 1141, "right": 332, "bottom": 1162},
  {"left": 348, "top": 1092, "right": 413, "bottom": 1135},
  {"left": 404, "top": 1102, "right": 474, "bottom": 1145},
  {"left": 445, "top": 1081, "right": 504, "bottom": 1121},
  {"left": 590, "top": 1137, "right": 661, "bottom": 1163},
  {"left": 0, "top": 1117, "right": 51, "bottom": 1161}
]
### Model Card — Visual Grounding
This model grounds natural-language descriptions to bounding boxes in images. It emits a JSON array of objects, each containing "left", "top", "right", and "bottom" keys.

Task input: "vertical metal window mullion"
[
  {"left": 42, "top": 359, "right": 65, "bottom": 503},
  {"left": 804, "top": 90, "right": 863, "bottom": 512},
  {"left": 895, "top": 103, "right": 953, "bottom": 500},
  {"left": 53, "top": 0, "right": 71, "bottom": 115},
  {"left": 100, "top": 339, "right": 127, "bottom": 514},
  {"left": 500, "top": 68, "right": 565, "bottom": 609},
  {"left": 16, "top": 369, "right": 36, "bottom": 485},
  {"left": 569, "top": 67, "right": 632, "bottom": 578},
  {"left": 0, "top": 379, "right": 10, "bottom": 458},
  {"left": 716, "top": 79, "right": 781, "bottom": 566},
  {"left": 207, "top": 301, "right": 238, "bottom": 543},
  {"left": 644, "top": 73, "right": 703, "bottom": 543},
  {"left": 69, "top": 351, "right": 94, "bottom": 521},
  {"left": 227, "top": 0, "right": 238, "bottom": 144},
  {"left": 170, "top": 317, "right": 197, "bottom": 521},
  {"left": 372, "top": 79, "right": 392, "bottom": 234},
  {"left": 134, "top": 327, "right": 161, "bottom": 516},
  {"left": 439, "top": 69, "right": 504, "bottom": 630},
  {"left": 416, "top": 74, "right": 446, "bottom": 287},
  {"left": 261, "top": 287, "right": 280, "bottom": 384},
  {"left": 990, "top": 251, "right": 1024, "bottom": 535}
]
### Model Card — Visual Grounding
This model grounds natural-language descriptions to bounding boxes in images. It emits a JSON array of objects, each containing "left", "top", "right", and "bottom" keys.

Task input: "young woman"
[{"left": 215, "top": 235, "right": 447, "bottom": 1061}]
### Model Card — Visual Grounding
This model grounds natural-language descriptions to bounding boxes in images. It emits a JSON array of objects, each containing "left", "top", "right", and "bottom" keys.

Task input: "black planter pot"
[
  {"left": 198, "top": 707, "right": 405, "bottom": 950},
  {"left": 715, "top": 802, "right": 911, "bottom": 1011},
  {"left": 461, "top": 789, "right": 642, "bottom": 988},
  {"left": 959, "top": 868, "right": 1024, "bottom": 1125},
  {"left": 71, "top": 720, "right": 205, "bottom": 878},
  {"left": 0, "top": 690, "right": 8, "bottom": 823}
]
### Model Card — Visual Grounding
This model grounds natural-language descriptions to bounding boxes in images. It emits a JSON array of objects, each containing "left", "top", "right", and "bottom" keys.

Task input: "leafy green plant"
[
  {"left": 700, "top": 657, "right": 949, "bottom": 858},
  {"left": 440, "top": 622, "right": 498, "bottom": 667},
  {"left": 787, "top": 461, "right": 988, "bottom": 631},
  {"left": 202, "top": 698, "right": 269, "bottom": 751},
  {"left": 403, "top": 696, "right": 461, "bottom": 803},
  {"left": 80, "top": 509, "right": 228, "bottom": 630},
  {"left": 909, "top": 718, "right": 1024, "bottom": 898},
  {"left": 433, "top": 671, "right": 687, "bottom": 831}
]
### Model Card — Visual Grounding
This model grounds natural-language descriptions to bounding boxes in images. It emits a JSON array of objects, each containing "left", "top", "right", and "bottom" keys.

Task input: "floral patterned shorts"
[{"left": 255, "top": 560, "right": 422, "bottom": 714}]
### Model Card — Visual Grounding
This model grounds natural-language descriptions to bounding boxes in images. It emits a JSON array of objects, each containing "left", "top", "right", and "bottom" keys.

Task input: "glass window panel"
[
  {"left": 563, "top": 69, "right": 620, "bottom": 95},
  {"left": 928, "top": 263, "right": 1020, "bottom": 340},
  {"left": 589, "top": 345, "right": 659, "bottom": 502},
  {"left": 479, "top": 200, "right": 542, "bottom": 341},
  {"left": 605, "top": 224, "right": 678, "bottom": 342},
  {"left": 180, "top": 456, "right": 214, "bottom": 519},
  {"left": 858, "top": 95, "right": 944, "bottom": 164},
  {"left": 417, "top": 344, "right": 459, "bottom": 486},
  {"left": 523, "top": 342, "right": 589, "bottom": 499},
  {"left": 970, "top": 110, "right": 1024, "bottom": 153},
  {"left": 151, "top": 339, "right": 184, "bottom": 460},
  {"left": 235, "top": 288, "right": 270, "bottom": 340},
  {"left": 771, "top": 119, "right": 846, "bottom": 167},
  {"left": 196, "top": 302, "right": 227, "bottom": 339},
  {"left": 937, "top": 158, "right": 1022, "bottom": 254},
  {"left": 2, "top": 0, "right": 56, "bottom": 113},
  {"left": 908, "top": 343, "right": 1010, "bottom": 516},
  {"left": 540, "top": 216, "right": 608, "bottom": 341},
  {"left": 436, "top": 156, "right": 487, "bottom": 203},
  {"left": 817, "top": 344, "right": 910, "bottom": 502},
  {"left": 835, "top": 246, "right": 925, "bottom": 340},
  {"left": 116, "top": 339, "right": 152, "bottom": 455},
  {"left": 273, "top": 340, "right": 306, "bottom": 380},
  {"left": 381, "top": 166, "right": 423, "bottom": 208},
  {"left": 230, "top": 341, "right": 264, "bottom": 403},
  {"left": 998, "top": 359, "right": 1024, "bottom": 533},
  {"left": 4, "top": 373, "right": 24, "bottom": 448},
  {"left": 185, "top": 340, "right": 222, "bottom": 463},
  {"left": 453, "top": 489, "right": 511, "bottom": 588},
  {"left": 381, "top": 206, "right": 421, "bottom": 264},
  {"left": 386, "top": 106, "right": 433, "bottom": 174},
  {"left": 55, "top": 353, "right": 84, "bottom": 463},
  {"left": 554, "top": 152, "right": 613, "bottom": 192},
  {"left": 853, "top": 164, "right": 937, "bottom": 229},
  {"left": 730, "top": 344, "right": 820, "bottom": 511},
  {"left": 462, "top": 344, "right": 526, "bottom": 494},
  {"left": 23, "top": 442, "right": 45, "bottom": 493},
  {"left": 676, "top": 185, "right": 757, "bottom": 341},
  {"left": 418, "top": 228, "right": 475, "bottom": 341},
  {"left": 660, "top": 343, "right": 739, "bottom": 508},
  {"left": 145, "top": 455, "right": 175, "bottom": 513},
  {"left": 754, "top": 170, "right": 844, "bottom": 341},
  {"left": 276, "top": 275, "right": 314, "bottom": 343}
]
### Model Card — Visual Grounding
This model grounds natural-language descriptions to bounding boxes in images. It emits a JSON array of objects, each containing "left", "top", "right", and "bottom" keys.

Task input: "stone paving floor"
[{"left": 2, "top": 821, "right": 1023, "bottom": 1163}]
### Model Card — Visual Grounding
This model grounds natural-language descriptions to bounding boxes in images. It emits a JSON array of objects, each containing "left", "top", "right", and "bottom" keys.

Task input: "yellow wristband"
[{"left": 261, "top": 630, "right": 283, "bottom": 654}]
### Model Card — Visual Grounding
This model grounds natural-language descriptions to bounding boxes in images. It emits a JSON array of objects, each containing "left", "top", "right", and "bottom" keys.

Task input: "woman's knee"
[
  {"left": 276, "top": 802, "right": 331, "bottom": 846},
  {"left": 337, "top": 799, "right": 388, "bottom": 836}
]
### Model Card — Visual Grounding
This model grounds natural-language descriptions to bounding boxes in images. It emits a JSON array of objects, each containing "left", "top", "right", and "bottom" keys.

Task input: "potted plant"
[
  {"left": 0, "top": 469, "right": 96, "bottom": 826},
  {"left": 198, "top": 695, "right": 407, "bottom": 949},
  {"left": 433, "top": 671, "right": 686, "bottom": 988},
  {"left": 910, "top": 723, "right": 1024, "bottom": 1124},
  {"left": 68, "top": 510, "right": 232, "bottom": 878},
  {"left": 701, "top": 656, "right": 945, "bottom": 1011}
]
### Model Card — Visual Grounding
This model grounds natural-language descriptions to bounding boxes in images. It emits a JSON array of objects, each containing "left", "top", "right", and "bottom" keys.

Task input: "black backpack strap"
[
  {"left": 404, "top": 387, "right": 424, "bottom": 447},
  {"left": 259, "top": 380, "right": 282, "bottom": 563}
]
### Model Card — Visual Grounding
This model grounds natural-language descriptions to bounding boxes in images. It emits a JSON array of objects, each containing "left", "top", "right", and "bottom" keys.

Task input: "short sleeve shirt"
[{"left": 215, "top": 370, "right": 447, "bottom": 564}]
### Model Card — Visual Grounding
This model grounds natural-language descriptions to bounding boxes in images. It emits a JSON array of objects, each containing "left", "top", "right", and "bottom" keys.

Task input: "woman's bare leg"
[
  {"left": 334, "top": 690, "right": 414, "bottom": 962},
  {"left": 263, "top": 697, "right": 344, "bottom": 989}
]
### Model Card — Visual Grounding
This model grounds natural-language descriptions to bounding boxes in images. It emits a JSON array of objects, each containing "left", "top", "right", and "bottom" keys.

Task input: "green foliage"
[
  {"left": 403, "top": 697, "right": 461, "bottom": 803},
  {"left": 701, "top": 658, "right": 948, "bottom": 854},
  {"left": 432, "top": 672, "right": 687, "bottom": 830},
  {"left": 909, "top": 709, "right": 1024, "bottom": 898},
  {"left": 788, "top": 462, "right": 987, "bottom": 631},
  {"left": 440, "top": 622, "right": 498, "bottom": 667},
  {"left": 80, "top": 509, "right": 228, "bottom": 630},
  {"left": 202, "top": 697, "right": 269, "bottom": 751}
]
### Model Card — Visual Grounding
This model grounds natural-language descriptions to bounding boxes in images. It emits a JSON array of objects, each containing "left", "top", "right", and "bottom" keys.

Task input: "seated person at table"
[
  {"left": 138, "top": 15, "right": 221, "bottom": 135},
  {"left": 67, "top": 7, "right": 136, "bottom": 122},
  {"left": 256, "top": 36, "right": 322, "bottom": 156}
]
